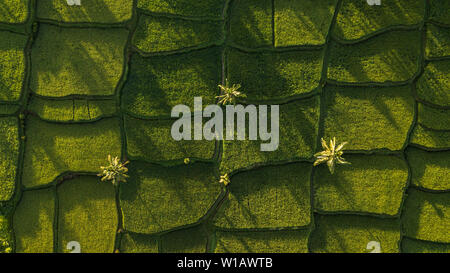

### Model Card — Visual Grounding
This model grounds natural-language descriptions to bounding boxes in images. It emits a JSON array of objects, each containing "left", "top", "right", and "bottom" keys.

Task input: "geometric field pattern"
[{"left": 0, "top": 0, "right": 448, "bottom": 253}]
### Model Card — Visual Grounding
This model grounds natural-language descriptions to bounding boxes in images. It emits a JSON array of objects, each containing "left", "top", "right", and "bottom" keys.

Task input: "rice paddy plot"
[
  {"left": 334, "top": 0, "right": 424, "bottom": 41},
  {"left": 402, "top": 189, "right": 450, "bottom": 243},
  {"left": 133, "top": 14, "right": 223, "bottom": 54},
  {"left": 22, "top": 117, "right": 122, "bottom": 188},
  {"left": 30, "top": 24, "right": 128, "bottom": 97},
  {"left": 322, "top": 85, "right": 414, "bottom": 151},
  {"left": 0, "top": 117, "right": 19, "bottom": 201},
  {"left": 314, "top": 154, "right": 408, "bottom": 216},
  {"left": 220, "top": 97, "right": 320, "bottom": 173},
  {"left": 214, "top": 163, "right": 312, "bottom": 229},
  {"left": 310, "top": 214, "right": 401, "bottom": 253},
  {"left": 215, "top": 229, "right": 310, "bottom": 253},
  {"left": 36, "top": 0, "right": 133, "bottom": 24},
  {"left": 122, "top": 47, "right": 221, "bottom": 117},
  {"left": 120, "top": 162, "right": 221, "bottom": 234}
]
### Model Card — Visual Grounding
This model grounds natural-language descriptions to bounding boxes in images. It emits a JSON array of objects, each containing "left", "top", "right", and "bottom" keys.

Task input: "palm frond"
[
  {"left": 314, "top": 137, "right": 350, "bottom": 174},
  {"left": 98, "top": 155, "right": 129, "bottom": 185}
]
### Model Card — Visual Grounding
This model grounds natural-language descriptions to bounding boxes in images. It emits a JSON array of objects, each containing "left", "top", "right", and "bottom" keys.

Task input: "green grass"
[
  {"left": 0, "top": 30, "right": 27, "bottom": 102},
  {"left": 30, "top": 24, "right": 128, "bottom": 97},
  {"left": 323, "top": 85, "right": 414, "bottom": 151},
  {"left": 0, "top": 117, "right": 19, "bottom": 201},
  {"left": 426, "top": 24, "right": 450, "bottom": 58},
  {"left": 120, "top": 162, "right": 221, "bottom": 234},
  {"left": 22, "top": 117, "right": 122, "bottom": 188},
  {"left": 36, "top": 0, "right": 133, "bottom": 23},
  {"left": 227, "top": 48, "right": 323, "bottom": 101},
  {"left": 229, "top": 0, "right": 272, "bottom": 48},
  {"left": 410, "top": 124, "right": 450, "bottom": 149},
  {"left": 137, "top": 0, "right": 225, "bottom": 18},
  {"left": 215, "top": 229, "right": 310, "bottom": 253},
  {"left": 406, "top": 147, "right": 449, "bottom": 191},
  {"left": 124, "top": 115, "right": 215, "bottom": 163},
  {"left": 314, "top": 155, "right": 408, "bottom": 216},
  {"left": 13, "top": 188, "right": 54, "bottom": 253},
  {"left": 133, "top": 15, "right": 222, "bottom": 53},
  {"left": 119, "top": 232, "right": 158, "bottom": 253},
  {"left": 417, "top": 103, "right": 449, "bottom": 131},
  {"left": 57, "top": 176, "right": 117, "bottom": 253},
  {"left": 214, "top": 163, "right": 312, "bottom": 229},
  {"left": 403, "top": 189, "right": 450, "bottom": 243},
  {"left": 429, "top": 0, "right": 450, "bottom": 25},
  {"left": 334, "top": 0, "right": 424, "bottom": 41},
  {"left": 275, "top": 0, "right": 335, "bottom": 47},
  {"left": 310, "top": 215, "right": 401, "bottom": 253},
  {"left": 328, "top": 30, "right": 421, "bottom": 83},
  {"left": 122, "top": 47, "right": 221, "bottom": 117},
  {"left": 416, "top": 60, "right": 450, "bottom": 107},
  {"left": 402, "top": 237, "right": 450, "bottom": 253},
  {"left": 220, "top": 97, "right": 319, "bottom": 173},
  {"left": 0, "top": 0, "right": 29, "bottom": 24},
  {"left": 160, "top": 225, "right": 207, "bottom": 253},
  {"left": 28, "top": 97, "right": 116, "bottom": 122}
]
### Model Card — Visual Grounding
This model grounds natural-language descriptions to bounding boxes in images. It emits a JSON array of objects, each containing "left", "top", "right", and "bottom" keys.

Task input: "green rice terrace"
[{"left": 0, "top": 0, "right": 449, "bottom": 253}]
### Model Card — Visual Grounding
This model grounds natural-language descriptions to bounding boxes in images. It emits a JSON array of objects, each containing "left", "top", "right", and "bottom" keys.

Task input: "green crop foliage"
[
  {"left": 429, "top": 0, "right": 450, "bottom": 25},
  {"left": 120, "top": 162, "right": 221, "bottom": 234},
  {"left": 403, "top": 189, "right": 450, "bottom": 243},
  {"left": 0, "top": 215, "right": 12, "bottom": 253},
  {"left": 229, "top": 0, "right": 272, "bottom": 48},
  {"left": 30, "top": 24, "right": 128, "bottom": 97},
  {"left": 124, "top": 116, "right": 215, "bottom": 162},
  {"left": 22, "top": 117, "right": 122, "bottom": 188},
  {"left": 323, "top": 85, "right": 414, "bottom": 151},
  {"left": 0, "top": 117, "right": 19, "bottom": 201},
  {"left": 417, "top": 103, "right": 449, "bottom": 131},
  {"left": 215, "top": 230, "right": 310, "bottom": 253},
  {"left": 0, "top": 0, "right": 29, "bottom": 24},
  {"left": 57, "top": 176, "right": 117, "bottom": 253},
  {"left": 406, "top": 148, "right": 449, "bottom": 191},
  {"left": 416, "top": 60, "right": 450, "bottom": 107},
  {"left": 2, "top": 0, "right": 450, "bottom": 254},
  {"left": 161, "top": 225, "right": 207, "bottom": 253},
  {"left": 122, "top": 47, "right": 221, "bottom": 117},
  {"left": 426, "top": 24, "right": 450, "bottom": 58},
  {"left": 410, "top": 124, "right": 450, "bottom": 149},
  {"left": 137, "top": 0, "right": 225, "bottom": 18},
  {"left": 227, "top": 48, "right": 323, "bottom": 101},
  {"left": 133, "top": 15, "right": 222, "bottom": 53},
  {"left": 0, "top": 31, "right": 27, "bottom": 102},
  {"left": 402, "top": 237, "right": 450, "bottom": 253},
  {"left": 275, "top": 0, "right": 336, "bottom": 46},
  {"left": 28, "top": 97, "right": 116, "bottom": 122},
  {"left": 328, "top": 30, "right": 421, "bottom": 83},
  {"left": 314, "top": 155, "right": 408, "bottom": 216},
  {"left": 13, "top": 189, "right": 54, "bottom": 253},
  {"left": 120, "top": 233, "right": 158, "bottom": 253},
  {"left": 0, "top": 105, "right": 19, "bottom": 115},
  {"left": 214, "top": 163, "right": 312, "bottom": 229},
  {"left": 221, "top": 97, "right": 319, "bottom": 173},
  {"left": 310, "top": 215, "right": 401, "bottom": 253},
  {"left": 334, "top": 0, "right": 424, "bottom": 41},
  {"left": 37, "top": 0, "right": 133, "bottom": 23}
]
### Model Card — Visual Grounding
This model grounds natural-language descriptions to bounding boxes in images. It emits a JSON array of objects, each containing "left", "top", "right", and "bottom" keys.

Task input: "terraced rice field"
[{"left": 0, "top": 0, "right": 449, "bottom": 253}]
